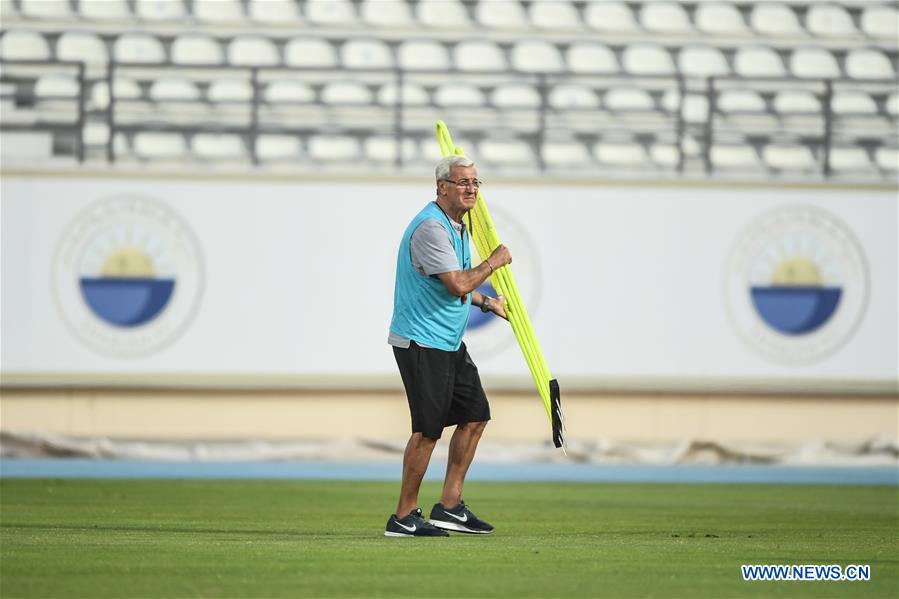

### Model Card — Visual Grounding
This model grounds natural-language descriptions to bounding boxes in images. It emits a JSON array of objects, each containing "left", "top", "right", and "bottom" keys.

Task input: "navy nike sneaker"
[
  {"left": 428, "top": 500, "right": 494, "bottom": 534},
  {"left": 384, "top": 507, "right": 449, "bottom": 537}
]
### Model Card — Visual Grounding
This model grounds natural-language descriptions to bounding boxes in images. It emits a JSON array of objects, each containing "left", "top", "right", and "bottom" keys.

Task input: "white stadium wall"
[{"left": 1, "top": 172, "right": 897, "bottom": 443}]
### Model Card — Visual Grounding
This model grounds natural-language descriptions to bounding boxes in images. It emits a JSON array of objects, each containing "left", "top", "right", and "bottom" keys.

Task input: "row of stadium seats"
[
  {"left": 13, "top": 72, "right": 897, "bottom": 123},
  {"left": 3, "top": 0, "right": 897, "bottom": 41},
  {"left": 80, "top": 130, "right": 896, "bottom": 177},
  {"left": 2, "top": 30, "right": 897, "bottom": 80}
]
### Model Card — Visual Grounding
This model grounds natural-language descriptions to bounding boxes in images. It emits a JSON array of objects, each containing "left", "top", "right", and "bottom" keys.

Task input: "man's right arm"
[{"left": 437, "top": 244, "right": 511, "bottom": 297}]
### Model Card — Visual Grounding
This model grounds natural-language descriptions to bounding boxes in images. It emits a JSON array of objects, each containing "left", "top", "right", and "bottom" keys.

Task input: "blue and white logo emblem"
[
  {"left": 53, "top": 196, "right": 204, "bottom": 357},
  {"left": 725, "top": 206, "right": 868, "bottom": 363}
]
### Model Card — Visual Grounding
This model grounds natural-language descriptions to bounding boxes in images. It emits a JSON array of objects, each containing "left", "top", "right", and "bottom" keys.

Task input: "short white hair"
[{"left": 435, "top": 155, "right": 475, "bottom": 181}]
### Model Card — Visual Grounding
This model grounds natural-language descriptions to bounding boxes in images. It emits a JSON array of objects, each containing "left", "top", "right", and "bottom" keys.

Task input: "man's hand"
[
  {"left": 491, "top": 294, "right": 509, "bottom": 320},
  {"left": 488, "top": 245, "right": 512, "bottom": 270}
]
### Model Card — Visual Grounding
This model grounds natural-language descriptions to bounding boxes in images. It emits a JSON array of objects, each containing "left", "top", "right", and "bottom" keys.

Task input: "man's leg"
[
  {"left": 396, "top": 432, "right": 439, "bottom": 517},
  {"left": 439, "top": 420, "right": 487, "bottom": 508}
]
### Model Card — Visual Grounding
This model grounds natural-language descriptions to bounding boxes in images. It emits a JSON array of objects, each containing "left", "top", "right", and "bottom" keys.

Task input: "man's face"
[{"left": 439, "top": 165, "right": 479, "bottom": 216}]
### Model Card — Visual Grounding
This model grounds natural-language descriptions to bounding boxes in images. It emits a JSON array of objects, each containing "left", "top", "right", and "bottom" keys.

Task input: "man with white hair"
[{"left": 385, "top": 155, "right": 512, "bottom": 537}]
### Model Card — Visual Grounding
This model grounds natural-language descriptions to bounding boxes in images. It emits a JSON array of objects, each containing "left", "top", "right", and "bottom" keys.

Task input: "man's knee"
[
  {"left": 460, "top": 420, "right": 488, "bottom": 434},
  {"left": 411, "top": 432, "right": 440, "bottom": 446}
]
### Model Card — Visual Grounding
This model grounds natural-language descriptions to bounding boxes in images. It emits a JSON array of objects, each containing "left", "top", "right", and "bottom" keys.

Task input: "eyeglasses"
[{"left": 443, "top": 178, "right": 483, "bottom": 189}]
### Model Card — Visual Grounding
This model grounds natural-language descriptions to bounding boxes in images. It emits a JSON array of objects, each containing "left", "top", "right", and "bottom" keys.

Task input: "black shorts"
[{"left": 393, "top": 341, "right": 491, "bottom": 440}]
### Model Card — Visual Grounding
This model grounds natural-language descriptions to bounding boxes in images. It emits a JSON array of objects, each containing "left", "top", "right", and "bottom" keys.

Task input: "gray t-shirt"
[{"left": 388, "top": 214, "right": 466, "bottom": 348}]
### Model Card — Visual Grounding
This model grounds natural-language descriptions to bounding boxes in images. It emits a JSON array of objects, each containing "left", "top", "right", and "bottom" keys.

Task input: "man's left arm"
[{"left": 472, "top": 290, "right": 508, "bottom": 320}]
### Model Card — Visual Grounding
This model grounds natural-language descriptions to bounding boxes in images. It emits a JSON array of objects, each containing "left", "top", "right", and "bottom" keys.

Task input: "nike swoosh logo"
[
  {"left": 396, "top": 521, "right": 417, "bottom": 532},
  {"left": 444, "top": 511, "right": 468, "bottom": 522}
]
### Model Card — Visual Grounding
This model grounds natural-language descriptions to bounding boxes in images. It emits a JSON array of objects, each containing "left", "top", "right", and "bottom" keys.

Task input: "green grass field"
[{"left": 1, "top": 479, "right": 896, "bottom": 598}]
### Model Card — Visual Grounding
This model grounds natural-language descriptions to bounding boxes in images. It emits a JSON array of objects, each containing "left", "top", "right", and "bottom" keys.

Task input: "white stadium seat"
[
  {"left": 455, "top": 41, "right": 507, "bottom": 72},
  {"left": 751, "top": 4, "right": 804, "bottom": 36},
  {"left": 832, "top": 91, "right": 878, "bottom": 114},
  {"left": 549, "top": 85, "right": 599, "bottom": 110},
  {"left": 475, "top": 0, "right": 528, "bottom": 29},
  {"left": 774, "top": 91, "right": 821, "bottom": 114},
  {"left": 584, "top": 2, "right": 638, "bottom": 33},
  {"left": 377, "top": 82, "right": 429, "bottom": 106},
  {"left": 249, "top": 0, "right": 301, "bottom": 23},
  {"left": 194, "top": 0, "right": 244, "bottom": 22},
  {"left": 530, "top": 0, "right": 581, "bottom": 30},
  {"left": 284, "top": 39, "right": 337, "bottom": 68},
  {"left": 845, "top": 49, "right": 896, "bottom": 80},
  {"left": 594, "top": 142, "right": 647, "bottom": 166},
  {"left": 718, "top": 90, "right": 766, "bottom": 113},
  {"left": 114, "top": 33, "right": 165, "bottom": 63},
  {"left": 57, "top": 32, "right": 108, "bottom": 64},
  {"left": 567, "top": 43, "right": 619, "bottom": 74},
  {"left": 208, "top": 80, "right": 253, "bottom": 102},
  {"left": 662, "top": 91, "right": 708, "bottom": 122},
  {"left": 305, "top": 0, "right": 357, "bottom": 26},
  {"left": 0, "top": 31, "right": 51, "bottom": 60},
  {"left": 543, "top": 139, "right": 591, "bottom": 167},
  {"left": 264, "top": 81, "right": 315, "bottom": 103},
  {"left": 35, "top": 74, "right": 78, "bottom": 97},
  {"left": 830, "top": 148, "right": 873, "bottom": 172},
  {"left": 417, "top": 0, "right": 469, "bottom": 28},
  {"left": 134, "top": 132, "right": 187, "bottom": 159},
  {"left": 734, "top": 47, "right": 786, "bottom": 78},
  {"left": 622, "top": 44, "right": 675, "bottom": 76},
  {"left": 491, "top": 84, "right": 540, "bottom": 109},
  {"left": 192, "top": 134, "right": 246, "bottom": 159},
  {"left": 480, "top": 139, "right": 535, "bottom": 164},
  {"left": 171, "top": 35, "right": 223, "bottom": 65},
  {"left": 678, "top": 46, "right": 730, "bottom": 78},
  {"left": 321, "top": 81, "right": 372, "bottom": 105},
  {"left": 695, "top": 3, "right": 747, "bottom": 36},
  {"left": 228, "top": 37, "right": 280, "bottom": 67},
  {"left": 109, "top": 77, "right": 143, "bottom": 100},
  {"left": 874, "top": 147, "right": 898, "bottom": 171},
  {"left": 149, "top": 78, "right": 200, "bottom": 101},
  {"left": 860, "top": 6, "right": 899, "bottom": 40},
  {"left": 604, "top": 88, "right": 654, "bottom": 111},
  {"left": 79, "top": 0, "right": 131, "bottom": 19},
  {"left": 83, "top": 122, "right": 110, "bottom": 146},
  {"left": 712, "top": 145, "right": 762, "bottom": 170},
  {"left": 21, "top": 0, "right": 72, "bottom": 18},
  {"left": 398, "top": 40, "right": 450, "bottom": 70},
  {"left": 361, "top": 0, "right": 413, "bottom": 27},
  {"left": 257, "top": 135, "right": 301, "bottom": 161},
  {"left": 511, "top": 40, "right": 564, "bottom": 73},
  {"left": 764, "top": 145, "right": 817, "bottom": 171},
  {"left": 650, "top": 144, "right": 680, "bottom": 167},
  {"left": 806, "top": 4, "right": 857, "bottom": 38},
  {"left": 341, "top": 39, "right": 393, "bottom": 69},
  {"left": 790, "top": 48, "right": 841, "bottom": 79},
  {"left": 886, "top": 93, "right": 898, "bottom": 117},
  {"left": 640, "top": 2, "right": 693, "bottom": 35},
  {"left": 309, "top": 136, "right": 360, "bottom": 161},
  {"left": 434, "top": 83, "right": 485, "bottom": 107},
  {"left": 364, "top": 137, "right": 418, "bottom": 162},
  {"left": 135, "top": 0, "right": 185, "bottom": 21}
]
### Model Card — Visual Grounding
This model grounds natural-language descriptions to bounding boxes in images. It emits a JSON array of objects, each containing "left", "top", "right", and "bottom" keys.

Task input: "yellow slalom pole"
[
  {"left": 466, "top": 195, "right": 549, "bottom": 417},
  {"left": 468, "top": 187, "right": 552, "bottom": 417},
  {"left": 437, "top": 121, "right": 565, "bottom": 448}
]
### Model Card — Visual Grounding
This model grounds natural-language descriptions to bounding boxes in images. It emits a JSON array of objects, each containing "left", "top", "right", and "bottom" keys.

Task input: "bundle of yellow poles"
[{"left": 436, "top": 121, "right": 566, "bottom": 450}]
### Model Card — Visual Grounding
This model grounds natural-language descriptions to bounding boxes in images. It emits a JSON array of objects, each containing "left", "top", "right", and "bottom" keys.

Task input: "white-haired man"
[{"left": 385, "top": 155, "right": 512, "bottom": 537}]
